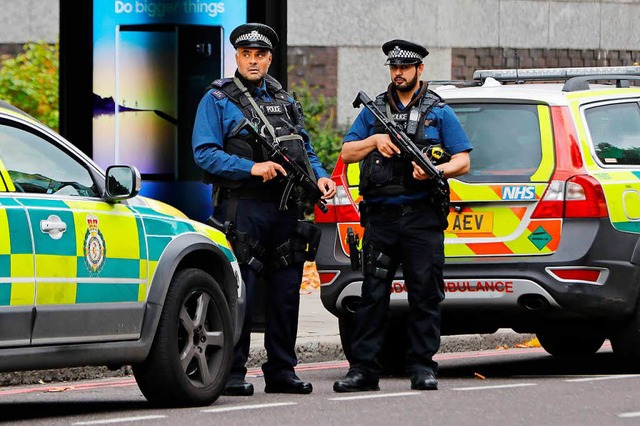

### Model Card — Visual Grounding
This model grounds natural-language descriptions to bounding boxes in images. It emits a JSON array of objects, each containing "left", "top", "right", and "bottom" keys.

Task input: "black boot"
[
  {"left": 410, "top": 371, "right": 438, "bottom": 391},
  {"left": 222, "top": 377, "right": 254, "bottom": 396},
  {"left": 333, "top": 369, "right": 379, "bottom": 393}
]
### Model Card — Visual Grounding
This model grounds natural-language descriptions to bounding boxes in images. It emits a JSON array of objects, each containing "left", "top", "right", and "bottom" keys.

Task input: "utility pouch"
[
  {"left": 364, "top": 244, "right": 393, "bottom": 279},
  {"left": 365, "top": 151, "right": 393, "bottom": 185},
  {"left": 293, "top": 220, "right": 323, "bottom": 262}
]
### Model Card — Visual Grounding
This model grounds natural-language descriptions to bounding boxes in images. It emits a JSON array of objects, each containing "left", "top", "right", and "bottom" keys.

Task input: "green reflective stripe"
[
  {"left": 0, "top": 283, "right": 10, "bottom": 305},
  {"left": 143, "top": 217, "right": 195, "bottom": 236},
  {"left": 132, "top": 206, "right": 173, "bottom": 218},
  {"left": 0, "top": 255, "right": 9, "bottom": 276},
  {"left": 613, "top": 221, "right": 640, "bottom": 233},
  {"left": 135, "top": 216, "right": 147, "bottom": 259},
  {"left": 76, "top": 283, "right": 139, "bottom": 303},
  {"left": 147, "top": 236, "right": 172, "bottom": 261},
  {"left": 30, "top": 210, "right": 76, "bottom": 255},
  {"left": 7, "top": 210, "right": 31, "bottom": 254},
  {"left": 0, "top": 198, "right": 21, "bottom": 207},
  {"left": 16, "top": 199, "right": 70, "bottom": 209},
  {"left": 76, "top": 257, "right": 140, "bottom": 278}
]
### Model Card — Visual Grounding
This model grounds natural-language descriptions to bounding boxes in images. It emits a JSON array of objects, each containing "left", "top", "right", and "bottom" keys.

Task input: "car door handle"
[{"left": 40, "top": 215, "right": 67, "bottom": 240}]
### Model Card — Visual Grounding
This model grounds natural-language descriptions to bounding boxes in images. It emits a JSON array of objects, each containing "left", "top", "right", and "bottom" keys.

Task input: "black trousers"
[
  {"left": 350, "top": 203, "right": 445, "bottom": 377},
  {"left": 214, "top": 197, "right": 304, "bottom": 381}
]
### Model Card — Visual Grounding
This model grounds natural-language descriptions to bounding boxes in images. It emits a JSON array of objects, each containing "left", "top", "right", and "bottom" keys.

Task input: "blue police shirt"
[
  {"left": 192, "top": 78, "right": 329, "bottom": 182},
  {"left": 344, "top": 87, "right": 472, "bottom": 205}
]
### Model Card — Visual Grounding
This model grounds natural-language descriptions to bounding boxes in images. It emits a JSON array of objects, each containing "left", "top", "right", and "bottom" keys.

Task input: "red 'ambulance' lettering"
[{"left": 444, "top": 281, "right": 514, "bottom": 293}]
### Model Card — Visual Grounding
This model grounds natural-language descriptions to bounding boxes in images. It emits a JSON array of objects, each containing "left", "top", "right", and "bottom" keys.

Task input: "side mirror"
[{"left": 105, "top": 165, "right": 141, "bottom": 201}]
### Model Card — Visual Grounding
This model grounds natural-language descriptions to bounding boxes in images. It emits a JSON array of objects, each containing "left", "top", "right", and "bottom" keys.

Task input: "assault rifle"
[
  {"left": 352, "top": 91, "right": 449, "bottom": 198},
  {"left": 231, "top": 118, "right": 328, "bottom": 213}
]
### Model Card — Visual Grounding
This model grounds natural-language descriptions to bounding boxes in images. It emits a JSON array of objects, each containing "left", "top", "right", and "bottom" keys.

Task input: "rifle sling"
[{"left": 233, "top": 76, "right": 277, "bottom": 140}]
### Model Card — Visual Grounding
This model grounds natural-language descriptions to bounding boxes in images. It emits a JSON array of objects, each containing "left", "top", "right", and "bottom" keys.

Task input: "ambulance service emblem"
[{"left": 84, "top": 214, "right": 106, "bottom": 275}]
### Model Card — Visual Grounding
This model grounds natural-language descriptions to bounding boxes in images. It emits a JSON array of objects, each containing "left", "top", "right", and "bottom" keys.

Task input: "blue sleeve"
[
  {"left": 191, "top": 90, "right": 255, "bottom": 180},
  {"left": 436, "top": 105, "right": 473, "bottom": 155},
  {"left": 343, "top": 108, "right": 376, "bottom": 143}
]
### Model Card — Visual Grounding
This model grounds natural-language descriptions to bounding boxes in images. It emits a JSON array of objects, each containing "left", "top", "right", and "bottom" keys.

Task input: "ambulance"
[
  {"left": 0, "top": 100, "right": 243, "bottom": 406},
  {"left": 315, "top": 66, "right": 640, "bottom": 370}
]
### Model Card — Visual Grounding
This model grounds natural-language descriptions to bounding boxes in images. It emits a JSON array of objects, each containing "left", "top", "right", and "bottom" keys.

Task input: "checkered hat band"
[
  {"left": 235, "top": 30, "right": 273, "bottom": 48},
  {"left": 388, "top": 46, "right": 422, "bottom": 61}
]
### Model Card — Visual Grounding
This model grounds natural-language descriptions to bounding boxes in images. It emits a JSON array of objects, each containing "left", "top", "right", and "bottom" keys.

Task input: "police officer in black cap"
[
  {"left": 333, "top": 40, "right": 472, "bottom": 392},
  {"left": 192, "top": 23, "right": 336, "bottom": 396}
]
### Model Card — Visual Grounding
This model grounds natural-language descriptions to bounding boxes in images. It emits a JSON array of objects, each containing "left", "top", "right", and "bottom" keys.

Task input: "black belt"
[
  {"left": 365, "top": 199, "right": 432, "bottom": 218},
  {"left": 221, "top": 187, "right": 281, "bottom": 201}
]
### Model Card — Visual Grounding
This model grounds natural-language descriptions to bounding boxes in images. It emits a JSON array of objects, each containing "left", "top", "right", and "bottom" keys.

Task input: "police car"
[
  {"left": 315, "top": 66, "right": 640, "bottom": 370},
  {"left": 0, "top": 100, "right": 244, "bottom": 406}
]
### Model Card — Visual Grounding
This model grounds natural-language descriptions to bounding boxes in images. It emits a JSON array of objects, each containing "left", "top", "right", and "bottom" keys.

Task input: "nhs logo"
[{"left": 502, "top": 186, "right": 536, "bottom": 200}]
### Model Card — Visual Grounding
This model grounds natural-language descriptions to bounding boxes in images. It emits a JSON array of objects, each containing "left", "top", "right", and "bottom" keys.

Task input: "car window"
[
  {"left": 0, "top": 120, "right": 98, "bottom": 196},
  {"left": 584, "top": 101, "right": 640, "bottom": 166},
  {"left": 450, "top": 103, "right": 542, "bottom": 183}
]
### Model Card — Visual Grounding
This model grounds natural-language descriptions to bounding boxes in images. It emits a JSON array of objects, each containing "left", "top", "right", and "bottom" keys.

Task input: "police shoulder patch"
[
  {"left": 212, "top": 78, "right": 233, "bottom": 87},
  {"left": 211, "top": 89, "right": 226, "bottom": 100}
]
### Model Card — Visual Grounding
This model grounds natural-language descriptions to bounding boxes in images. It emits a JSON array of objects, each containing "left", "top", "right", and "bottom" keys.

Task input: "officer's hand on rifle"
[
  {"left": 317, "top": 177, "right": 337, "bottom": 200},
  {"left": 251, "top": 161, "right": 287, "bottom": 182},
  {"left": 412, "top": 160, "right": 438, "bottom": 181},
  {"left": 374, "top": 134, "right": 401, "bottom": 158}
]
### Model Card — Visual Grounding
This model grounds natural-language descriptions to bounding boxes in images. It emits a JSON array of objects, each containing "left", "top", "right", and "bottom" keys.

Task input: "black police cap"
[
  {"left": 230, "top": 23, "right": 279, "bottom": 51},
  {"left": 382, "top": 39, "right": 429, "bottom": 65}
]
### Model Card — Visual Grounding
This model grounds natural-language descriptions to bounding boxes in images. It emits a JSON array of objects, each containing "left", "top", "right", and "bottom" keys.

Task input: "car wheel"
[
  {"left": 133, "top": 268, "right": 233, "bottom": 407},
  {"left": 536, "top": 326, "right": 605, "bottom": 356},
  {"left": 610, "top": 308, "right": 640, "bottom": 365}
]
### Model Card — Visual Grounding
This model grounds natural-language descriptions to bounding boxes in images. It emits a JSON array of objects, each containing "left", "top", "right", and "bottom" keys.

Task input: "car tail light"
[
  {"left": 318, "top": 271, "right": 340, "bottom": 285},
  {"left": 532, "top": 106, "right": 608, "bottom": 220},
  {"left": 314, "top": 164, "right": 360, "bottom": 223},
  {"left": 532, "top": 175, "right": 608, "bottom": 219},
  {"left": 545, "top": 267, "right": 608, "bottom": 285}
]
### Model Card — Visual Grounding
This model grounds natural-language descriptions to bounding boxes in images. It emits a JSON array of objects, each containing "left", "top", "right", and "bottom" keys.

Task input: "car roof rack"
[
  {"left": 427, "top": 80, "right": 482, "bottom": 87},
  {"left": 472, "top": 66, "right": 640, "bottom": 92}
]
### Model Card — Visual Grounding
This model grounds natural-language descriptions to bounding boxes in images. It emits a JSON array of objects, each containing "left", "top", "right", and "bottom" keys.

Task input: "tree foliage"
[
  {"left": 0, "top": 41, "right": 59, "bottom": 131},
  {"left": 291, "top": 80, "right": 344, "bottom": 173}
]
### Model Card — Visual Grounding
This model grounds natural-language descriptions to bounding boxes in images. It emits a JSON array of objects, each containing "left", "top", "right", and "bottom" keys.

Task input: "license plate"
[{"left": 446, "top": 212, "right": 493, "bottom": 233}]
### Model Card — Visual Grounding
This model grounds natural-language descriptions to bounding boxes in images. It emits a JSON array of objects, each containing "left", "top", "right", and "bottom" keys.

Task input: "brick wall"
[
  {"left": 287, "top": 46, "right": 338, "bottom": 100},
  {"left": 452, "top": 48, "right": 640, "bottom": 80}
]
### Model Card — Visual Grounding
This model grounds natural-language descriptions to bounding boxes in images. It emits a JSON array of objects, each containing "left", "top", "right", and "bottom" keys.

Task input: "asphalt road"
[{"left": 2, "top": 343, "right": 640, "bottom": 426}]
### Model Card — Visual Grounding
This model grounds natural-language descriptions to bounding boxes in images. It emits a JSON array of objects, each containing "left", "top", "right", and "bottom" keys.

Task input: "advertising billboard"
[{"left": 92, "top": 0, "right": 246, "bottom": 221}]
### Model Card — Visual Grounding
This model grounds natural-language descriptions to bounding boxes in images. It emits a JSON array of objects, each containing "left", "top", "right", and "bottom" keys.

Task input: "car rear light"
[
  {"left": 318, "top": 271, "right": 340, "bottom": 285},
  {"left": 531, "top": 176, "right": 607, "bottom": 219},
  {"left": 563, "top": 175, "right": 608, "bottom": 218},
  {"left": 314, "top": 172, "right": 360, "bottom": 223},
  {"left": 545, "top": 267, "right": 608, "bottom": 285}
]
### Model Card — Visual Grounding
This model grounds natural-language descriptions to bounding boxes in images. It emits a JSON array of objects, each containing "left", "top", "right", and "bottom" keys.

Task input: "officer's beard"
[{"left": 394, "top": 72, "right": 419, "bottom": 93}]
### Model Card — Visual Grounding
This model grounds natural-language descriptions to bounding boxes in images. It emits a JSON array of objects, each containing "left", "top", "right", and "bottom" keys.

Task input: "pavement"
[{"left": 0, "top": 288, "right": 535, "bottom": 387}]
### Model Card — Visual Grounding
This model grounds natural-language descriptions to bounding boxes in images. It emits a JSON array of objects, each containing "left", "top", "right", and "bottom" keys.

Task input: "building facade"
[{"left": 2, "top": 0, "right": 640, "bottom": 125}]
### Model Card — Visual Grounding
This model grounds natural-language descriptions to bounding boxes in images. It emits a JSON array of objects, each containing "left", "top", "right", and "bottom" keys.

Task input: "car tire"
[
  {"left": 133, "top": 268, "right": 233, "bottom": 407},
  {"left": 536, "top": 326, "right": 605, "bottom": 357},
  {"left": 610, "top": 307, "right": 640, "bottom": 365}
]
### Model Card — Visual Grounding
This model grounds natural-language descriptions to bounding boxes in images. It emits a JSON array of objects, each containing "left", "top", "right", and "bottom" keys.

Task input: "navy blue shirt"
[
  {"left": 192, "top": 77, "right": 329, "bottom": 182},
  {"left": 344, "top": 87, "right": 472, "bottom": 205}
]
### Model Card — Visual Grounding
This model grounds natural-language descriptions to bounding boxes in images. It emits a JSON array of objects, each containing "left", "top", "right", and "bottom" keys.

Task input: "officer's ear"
[{"left": 417, "top": 62, "right": 425, "bottom": 76}]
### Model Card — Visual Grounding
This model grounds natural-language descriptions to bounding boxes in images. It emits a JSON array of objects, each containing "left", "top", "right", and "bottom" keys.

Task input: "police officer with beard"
[
  {"left": 333, "top": 40, "right": 472, "bottom": 392},
  {"left": 192, "top": 23, "right": 336, "bottom": 396}
]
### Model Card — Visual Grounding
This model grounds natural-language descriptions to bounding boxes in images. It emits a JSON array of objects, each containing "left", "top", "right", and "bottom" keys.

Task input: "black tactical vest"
[
  {"left": 205, "top": 74, "right": 313, "bottom": 192},
  {"left": 359, "top": 86, "right": 445, "bottom": 198}
]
